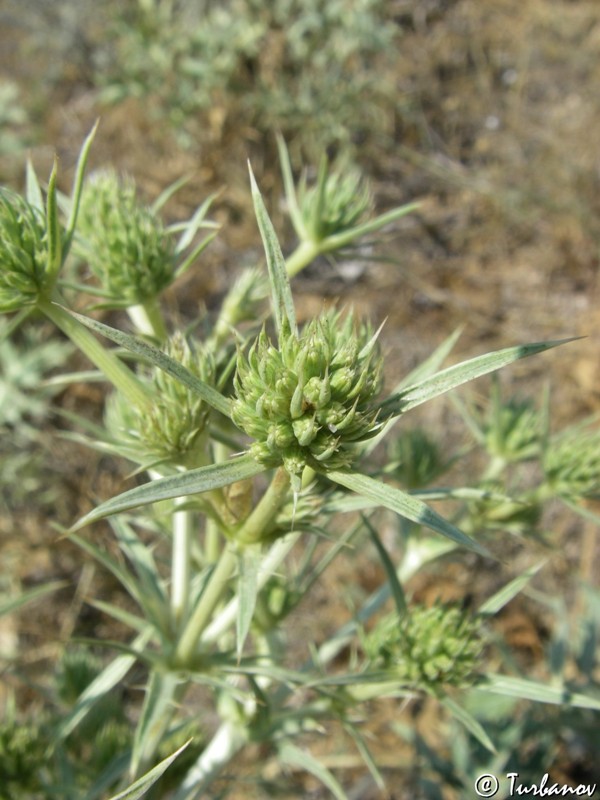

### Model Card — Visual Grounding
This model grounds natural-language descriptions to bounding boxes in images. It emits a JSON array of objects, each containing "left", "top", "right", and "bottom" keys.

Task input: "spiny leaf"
[
  {"left": 107, "top": 741, "right": 191, "bottom": 800},
  {"left": 71, "top": 455, "right": 266, "bottom": 530},
  {"left": 381, "top": 338, "right": 579, "bottom": 418},
  {"left": 248, "top": 163, "right": 297, "bottom": 342},
  {"left": 327, "top": 470, "right": 491, "bottom": 558},
  {"left": 61, "top": 306, "right": 231, "bottom": 416}
]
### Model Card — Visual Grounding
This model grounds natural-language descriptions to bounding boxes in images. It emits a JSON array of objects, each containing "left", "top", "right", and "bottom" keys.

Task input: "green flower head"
[
  {"left": 232, "top": 309, "right": 384, "bottom": 485},
  {"left": 76, "top": 169, "right": 175, "bottom": 306},
  {"left": 107, "top": 332, "right": 215, "bottom": 468},
  {"left": 366, "top": 604, "right": 484, "bottom": 690},
  {"left": 0, "top": 189, "right": 52, "bottom": 312},
  {"left": 299, "top": 161, "right": 372, "bottom": 243}
]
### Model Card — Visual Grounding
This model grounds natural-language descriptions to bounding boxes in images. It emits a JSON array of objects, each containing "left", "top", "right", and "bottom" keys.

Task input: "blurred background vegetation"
[{"left": 1, "top": 1, "right": 599, "bottom": 798}]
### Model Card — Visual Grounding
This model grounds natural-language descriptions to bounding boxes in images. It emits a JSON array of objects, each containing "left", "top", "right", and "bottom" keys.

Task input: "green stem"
[
  {"left": 285, "top": 238, "right": 321, "bottom": 278},
  {"left": 128, "top": 296, "right": 168, "bottom": 340},
  {"left": 174, "top": 544, "right": 238, "bottom": 666},
  {"left": 38, "top": 298, "right": 151, "bottom": 411},
  {"left": 171, "top": 497, "right": 193, "bottom": 628},
  {"left": 235, "top": 467, "right": 291, "bottom": 545},
  {"left": 174, "top": 468, "right": 291, "bottom": 665}
]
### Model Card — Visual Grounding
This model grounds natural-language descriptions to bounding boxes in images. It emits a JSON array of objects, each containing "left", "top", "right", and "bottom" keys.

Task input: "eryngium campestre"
[{"left": 232, "top": 310, "right": 384, "bottom": 484}]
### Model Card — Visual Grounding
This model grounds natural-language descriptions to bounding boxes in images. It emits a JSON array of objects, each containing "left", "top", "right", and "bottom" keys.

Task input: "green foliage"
[
  {"left": 95, "top": 0, "right": 397, "bottom": 153},
  {"left": 1, "top": 131, "right": 598, "bottom": 798}
]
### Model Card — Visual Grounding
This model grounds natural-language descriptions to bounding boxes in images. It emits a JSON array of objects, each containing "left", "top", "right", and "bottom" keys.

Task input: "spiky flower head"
[
  {"left": 76, "top": 169, "right": 175, "bottom": 306},
  {"left": 365, "top": 604, "right": 484, "bottom": 690},
  {"left": 298, "top": 161, "right": 372, "bottom": 243},
  {"left": 232, "top": 309, "right": 384, "bottom": 487},
  {"left": 544, "top": 425, "right": 600, "bottom": 499},
  {"left": 0, "top": 188, "right": 53, "bottom": 312},
  {"left": 106, "top": 332, "right": 215, "bottom": 468}
]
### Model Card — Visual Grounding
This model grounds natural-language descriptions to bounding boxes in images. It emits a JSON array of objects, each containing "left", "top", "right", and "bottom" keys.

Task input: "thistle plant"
[{"left": 1, "top": 130, "right": 599, "bottom": 799}]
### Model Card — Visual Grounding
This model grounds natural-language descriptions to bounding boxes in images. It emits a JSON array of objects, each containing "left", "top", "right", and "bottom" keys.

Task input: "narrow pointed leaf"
[
  {"left": 64, "top": 120, "right": 99, "bottom": 255},
  {"left": 440, "top": 696, "right": 496, "bottom": 753},
  {"left": 62, "top": 306, "right": 231, "bottom": 415},
  {"left": 174, "top": 231, "right": 218, "bottom": 278},
  {"left": 381, "top": 339, "right": 578, "bottom": 418},
  {"left": 0, "top": 581, "right": 66, "bottom": 618},
  {"left": 276, "top": 133, "right": 304, "bottom": 236},
  {"left": 45, "top": 158, "right": 62, "bottom": 280},
  {"left": 478, "top": 562, "right": 545, "bottom": 617},
  {"left": 477, "top": 673, "right": 600, "bottom": 710},
  {"left": 327, "top": 471, "right": 490, "bottom": 557},
  {"left": 236, "top": 543, "right": 262, "bottom": 660},
  {"left": 248, "top": 164, "right": 297, "bottom": 341},
  {"left": 57, "top": 630, "right": 153, "bottom": 739},
  {"left": 0, "top": 308, "right": 32, "bottom": 343},
  {"left": 25, "top": 159, "right": 43, "bottom": 210},
  {"left": 131, "top": 671, "right": 181, "bottom": 779},
  {"left": 71, "top": 455, "right": 266, "bottom": 530},
  {"left": 174, "top": 191, "right": 218, "bottom": 253},
  {"left": 323, "top": 202, "right": 421, "bottom": 252},
  {"left": 88, "top": 599, "right": 149, "bottom": 635},
  {"left": 107, "top": 741, "right": 190, "bottom": 800},
  {"left": 278, "top": 742, "right": 349, "bottom": 800},
  {"left": 363, "top": 515, "right": 406, "bottom": 616}
]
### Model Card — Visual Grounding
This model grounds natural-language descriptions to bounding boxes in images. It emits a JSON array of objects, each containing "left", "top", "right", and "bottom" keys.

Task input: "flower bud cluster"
[
  {"left": 0, "top": 189, "right": 52, "bottom": 312},
  {"left": 76, "top": 170, "right": 175, "bottom": 306},
  {"left": 107, "top": 333, "right": 214, "bottom": 467},
  {"left": 365, "top": 604, "right": 484, "bottom": 689},
  {"left": 232, "top": 310, "right": 384, "bottom": 483},
  {"left": 544, "top": 426, "right": 600, "bottom": 499},
  {"left": 299, "top": 165, "right": 371, "bottom": 243}
]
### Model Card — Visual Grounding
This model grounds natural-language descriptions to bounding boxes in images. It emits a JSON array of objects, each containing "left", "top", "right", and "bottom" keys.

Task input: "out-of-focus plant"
[
  {"left": 0, "top": 128, "right": 598, "bottom": 799},
  {"left": 91, "top": 0, "right": 398, "bottom": 153}
]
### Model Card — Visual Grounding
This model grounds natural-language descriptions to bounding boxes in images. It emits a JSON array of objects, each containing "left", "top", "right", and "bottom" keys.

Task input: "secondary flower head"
[
  {"left": 76, "top": 169, "right": 175, "bottom": 306},
  {"left": 298, "top": 161, "right": 372, "bottom": 244},
  {"left": 232, "top": 309, "right": 384, "bottom": 486},
  {"left": 365, "top": 604, "right": 484, "bottom": 690},
  {"left": 0, "top": 189, "right": 51, "bottom": 312},
  {"left": 106, "top": 332, "right": 215, "bottom": 468}
]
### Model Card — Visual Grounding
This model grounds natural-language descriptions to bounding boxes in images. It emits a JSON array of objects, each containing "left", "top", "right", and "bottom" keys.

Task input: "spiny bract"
[
  {"left": 0, "top": 189, "right": 51, "bottom": 312},
  {"left": 232, "top": 309, "right": 384, "bottom": 485}
]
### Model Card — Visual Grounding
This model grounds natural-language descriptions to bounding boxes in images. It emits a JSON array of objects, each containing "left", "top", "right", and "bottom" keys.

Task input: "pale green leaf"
[
  {"left": 107, "top": 741, "right": 190, "bottom": 800},
  {"left": 131, "top": 671, "right": 182, "bottom": 779},
  {"left": 363, "top": 515, "right": 406, "bottom": 616},
  {"left": 477, "top": 673, "right": 600, "bottom": 710},
  {"left": 276, "top": 133, "right": 304, "bottom": 237},
  {"left": 65, "top": 120, "right": 99, "bottom": 256},
  {"left": 62, "top": 306, "right": 231, "bottom": 416},
  {"left": 236, "top": 543, "right": 263, "bottom": 661},
  {"left": 57, "top": 630, "right": 153, "bottom": 739},
  {"left": 440, "top": 696, "right": 496, "bottom": 753},
  {"left": 327, "top": 471, "right": 490, "bottom": 557},
  {"left": 25, "top": 159, "right": 43, "bottom": 210},
  {"left": 0, "top": 581, "right": 66, "bottom": 618},
  {"left": 71, "top": 455, "right": 266, "bottom": 530},
  {"left": 278, "top": 742, "right": 349, "bottom": 800},
  {"left": 478, "top": 562, "right": 545, "bottom": 617},
  {"left": 45, "top": 158, "right": 62, "bottom": 280},
  {"left": 323, "top": 201, "right": 421, "bottom": 252},
  {"left": 248, "top": 164, "right": 297, "bottom": 341},
  {"left": 381, "top": 339, "right": 577, "bottom": 418}
]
